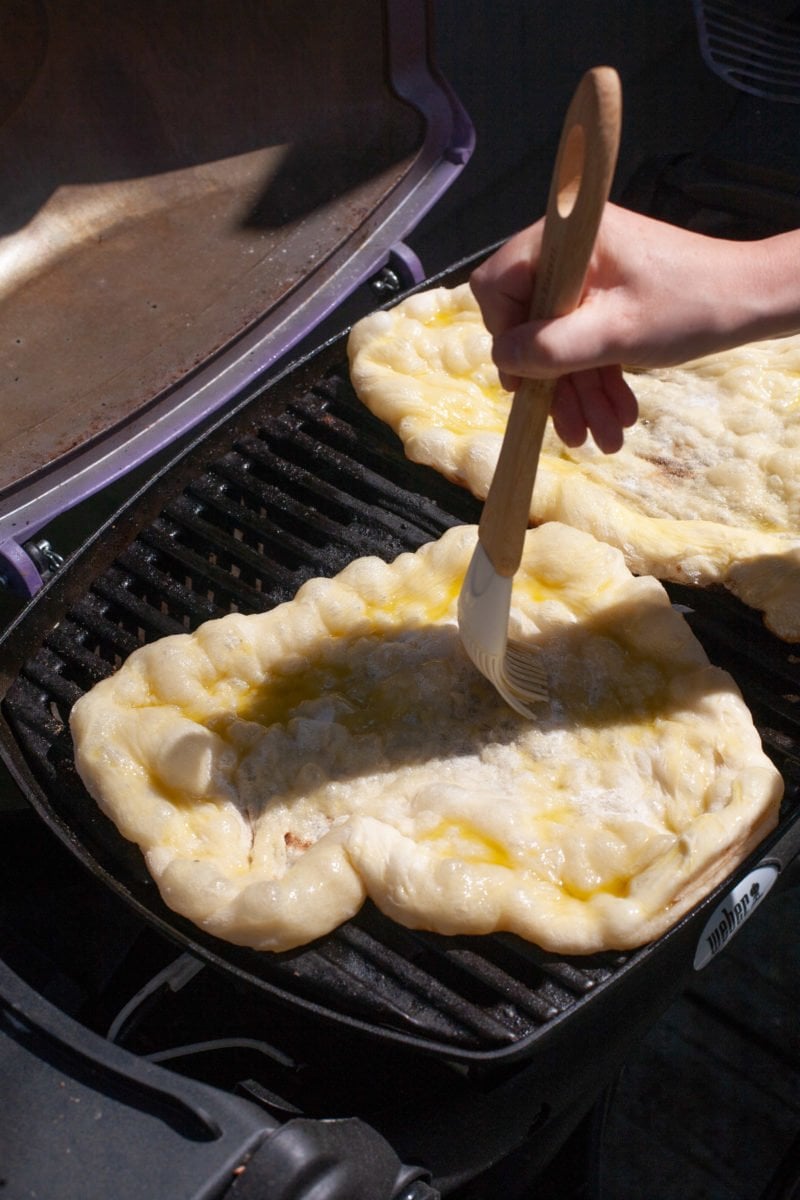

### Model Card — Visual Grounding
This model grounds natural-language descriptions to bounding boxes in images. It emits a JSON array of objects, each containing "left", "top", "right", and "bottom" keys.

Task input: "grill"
[
  {"left": 2, "top": 249, "right": 800, "bottom": 1197},
  {"left": 3, "top": 5, "right": 800, "bottom": 1197},
  {"left": 0, "top": 287, "right": 678, "bottom": 1063}
]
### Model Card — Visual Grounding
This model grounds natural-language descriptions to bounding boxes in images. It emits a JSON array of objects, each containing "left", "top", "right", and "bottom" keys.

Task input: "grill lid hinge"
[{"left": 0, "top": 536, "right": 65, "bottom": 597}]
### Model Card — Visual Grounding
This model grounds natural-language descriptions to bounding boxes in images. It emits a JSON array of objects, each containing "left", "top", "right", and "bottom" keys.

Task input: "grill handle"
[{"left": 225, "top": 1116, "right": 438, "bottom": 1199}]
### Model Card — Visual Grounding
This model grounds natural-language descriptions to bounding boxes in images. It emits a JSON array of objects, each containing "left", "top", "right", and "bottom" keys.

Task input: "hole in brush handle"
[{"left": 556, "top": 122, "right": 586, "bottom": 218}]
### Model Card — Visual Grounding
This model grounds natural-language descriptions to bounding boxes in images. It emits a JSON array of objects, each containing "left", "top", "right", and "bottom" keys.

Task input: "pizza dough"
[
  {"left": 347, "top": 282, "right": 800, "bottom": 639},
  {"left": 70, "top": 522, "right": 782, "bottom": 955}
]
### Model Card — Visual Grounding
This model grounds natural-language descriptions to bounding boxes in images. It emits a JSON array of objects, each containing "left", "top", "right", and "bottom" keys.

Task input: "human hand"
[{"left": 470, "top": 203, "right": 792, "bottom": 452}]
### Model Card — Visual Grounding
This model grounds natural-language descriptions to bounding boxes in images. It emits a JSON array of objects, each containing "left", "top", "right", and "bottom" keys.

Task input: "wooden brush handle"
[{"left": 478, "top": 65, "right": 622, "bottom": 576}]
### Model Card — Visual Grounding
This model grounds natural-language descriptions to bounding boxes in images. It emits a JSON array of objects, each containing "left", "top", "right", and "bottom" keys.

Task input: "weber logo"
[{"left": 693, "top": 865, "right": 779, "bottom": 970}]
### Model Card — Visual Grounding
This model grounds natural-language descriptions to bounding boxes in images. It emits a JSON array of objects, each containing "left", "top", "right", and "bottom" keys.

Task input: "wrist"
[{"left": 727, "top": 232, "right": 800, "bottom": 344}]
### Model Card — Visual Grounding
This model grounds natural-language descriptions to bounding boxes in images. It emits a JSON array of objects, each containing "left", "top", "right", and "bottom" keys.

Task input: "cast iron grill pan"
[{"left": 2, "top": 256, "right": 800, "bottom": 1066}]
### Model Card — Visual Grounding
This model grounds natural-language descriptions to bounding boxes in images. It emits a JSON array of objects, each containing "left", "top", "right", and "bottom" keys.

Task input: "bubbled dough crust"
[
  {"left": 347, "top": 283, "right": 800, "bottom": 640},
  {"left": 71, "top": 523, "right": 782, "bottom": 955}
]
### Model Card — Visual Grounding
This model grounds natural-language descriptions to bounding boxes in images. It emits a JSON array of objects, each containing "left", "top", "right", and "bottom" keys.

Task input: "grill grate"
[{"left": 3, "top": 330, "right": 800, "bottom": 1063}]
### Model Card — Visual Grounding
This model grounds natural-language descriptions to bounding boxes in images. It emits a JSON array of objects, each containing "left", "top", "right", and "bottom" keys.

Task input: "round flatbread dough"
[{"left": 71, "top": 522, "right": 782, "bottom": 954}]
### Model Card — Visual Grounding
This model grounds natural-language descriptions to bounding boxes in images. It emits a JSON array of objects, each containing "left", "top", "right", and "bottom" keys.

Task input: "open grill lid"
[
  {"left": 1, "top": 251, "right": 800, "bottom": 1068},
  {"left": 0, "top": 0, "right": 473, "bottom": 594}
]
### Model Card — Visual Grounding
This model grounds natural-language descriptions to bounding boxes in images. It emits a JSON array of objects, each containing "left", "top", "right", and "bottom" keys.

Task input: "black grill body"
[{"left": 1, "top": 257, "right": 800, "bottom": 1196}]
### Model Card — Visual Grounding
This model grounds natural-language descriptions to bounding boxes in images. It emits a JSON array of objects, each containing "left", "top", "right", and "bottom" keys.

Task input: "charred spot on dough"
[
  {"left": 285, "top": 831, "right": 313, "bottom": 852},
  {"left": 641, "top": 453, "right": 694, "bottom": 479}
]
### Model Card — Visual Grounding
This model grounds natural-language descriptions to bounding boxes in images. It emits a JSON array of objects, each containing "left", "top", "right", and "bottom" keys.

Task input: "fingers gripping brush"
[{"left": 458, "top": 66, "right": 622, "bottom": 717}]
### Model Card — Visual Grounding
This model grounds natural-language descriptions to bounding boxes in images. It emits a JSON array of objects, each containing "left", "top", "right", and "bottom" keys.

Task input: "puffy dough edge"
[
  {"left": 343, "top": 764, "right": 781, "bottom": 955},
  {"left": 149, "top": 835, "right": 367, "bottom": 953},
  {"left": 531, "top": 469, "right": 800, "bottom": 643}
]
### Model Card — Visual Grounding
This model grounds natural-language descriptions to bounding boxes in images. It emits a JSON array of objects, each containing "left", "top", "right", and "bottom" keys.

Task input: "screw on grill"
[{"left": 24, "top": 537, "right": 65, "bottom": 579}]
